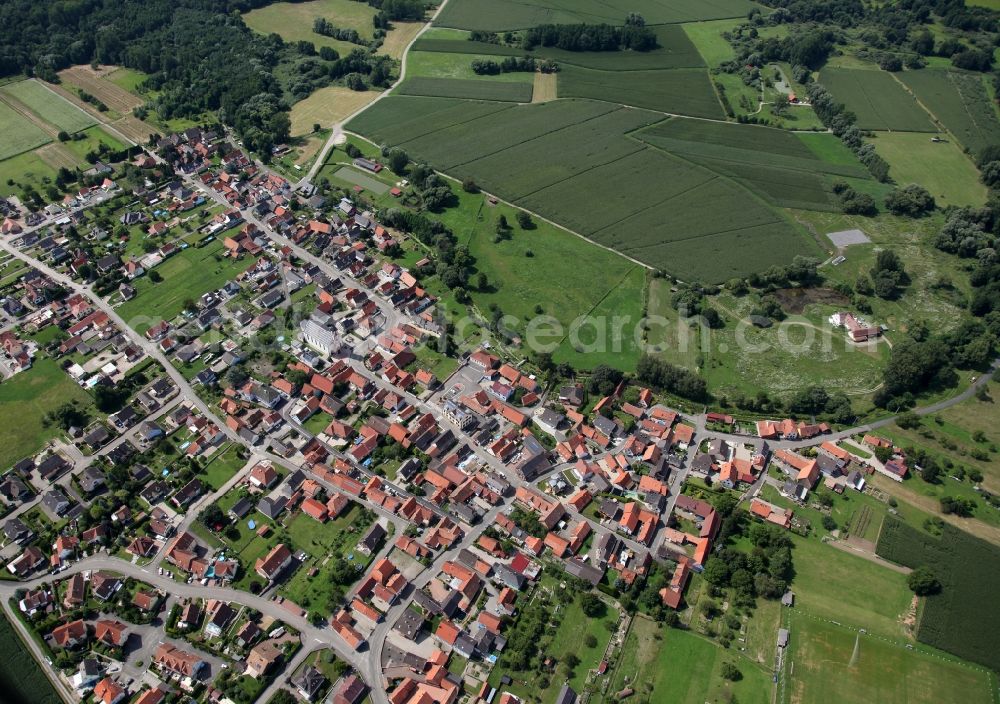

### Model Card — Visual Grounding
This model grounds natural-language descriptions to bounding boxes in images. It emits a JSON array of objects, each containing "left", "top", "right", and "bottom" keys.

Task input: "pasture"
[
  {"left": 557, "top": 65, "right": 725, "bottom": 118},
  {"left": 243, "top": 0, "right": 376, "bottom": 55},
  {"left": 878, "top": 519, "right": 1000, "bottom": 673},
  {"left": 0, "top": 79, "right": 97, "bottom": 133},
  {"left": 818, "top": 68, "right": 935, "bottom": 132},
  {"left": 0, "top": 100, "right": 51, "bottom": 160},
  {"left": 599, "top": 615, "right": 771, "bottom": 704},
  {"left": 289, "top": 86, "right": 379, "bottom": 136},
  {"left": 0, "top": 150, "right": 57, "bottom": 200},
  {"left": 899, "top": 70, "right": 1000, "bottom": 158},
  {"left": 0, "top": 358, "right": 95, "bottom": 471},
  {"left": 397, "top": 77, "right": 533, "bottom": 102},
  {"left": 870, "top": 131, "right": 987, "bottom": 207},
  {"left": 349, "top": 97, "right": 817, "bottom": 281},
  {"left": 683, "top": 18, "right": 742, "bottom": 66},
  {"left": 116, "top": 241, "right": 253, "bottom": 334},
  {"left": 434, "top": 0, "right": 756, "bottom": 32},
  {"left": 406, "top": 50, "right": 537, "bottom": 82},
  {"left": 783, "top": 614, "right": 993, "bottom": 704}
]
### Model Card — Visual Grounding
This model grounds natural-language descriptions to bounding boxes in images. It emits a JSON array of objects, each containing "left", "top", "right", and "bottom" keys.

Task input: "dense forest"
[{"left": 0, "top": 0, "right": 397, "bottom": 158}]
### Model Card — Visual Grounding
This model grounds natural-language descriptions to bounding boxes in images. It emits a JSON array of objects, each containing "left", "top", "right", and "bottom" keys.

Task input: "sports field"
[
  {"left": 898, "top": 70, "right": 1000, "bottom": 158},
  {"left": 0, "top": 79, "right": 97, "bottom": 133},
  {"left": 783, "top": 614, "right": 993, "bottom": 704},
  {"left": 243, "top": 0, "right": 376, "bottom": 55},
  {"left": 818, "top": 68, "right": 935, "bottom": 132},
  {"left": 0, "top": 100, "right": 51, "bottom": 160},
  {"left": 600, "top": 615, "right": 771, "bottom": 704},
  {"left": 870, "top": 131, "right": 986, "bottom": 207},
  {"left": 349, "top": 96, "right": 817, "bottom": 281},
  {"left": 434, "top": 0, "right": 756, "bottom": 31}
]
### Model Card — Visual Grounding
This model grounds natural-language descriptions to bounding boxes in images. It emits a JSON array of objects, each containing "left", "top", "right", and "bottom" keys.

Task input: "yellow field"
[
  {"left": 532, "top": 72, "right": 558, "bottom": 103},
  {"left": 35, "top": 142, "right": 79, "bottom": 170},
  {"left": 112, "top": 114, "right": 160, "bottom": 143},
  {"left": 244, "top": 0, "right": 375, "bottom": 55},
  {"left": 289, "top": 86, "right": 379, "bottom": 136},
  {"left": 379, "top": 21, "right": 425, "bottom": 60},
  {"left": 58, "top": 65, "right": 143, "bottom": 113}
]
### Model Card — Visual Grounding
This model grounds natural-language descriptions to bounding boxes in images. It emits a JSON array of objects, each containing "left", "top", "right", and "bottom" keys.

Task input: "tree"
[
  {"left": 387, "top": 147, "right": 409, "bottom": 175},
  {"left": 148, "top": 270, "right": 162, "bottom": 283},
  {"left": 884, "top": 184, "right": 935, "bottom": 216},
  {"left": 462, "top": 178, "right": 479, "bottom": 193},
  {"left": 702, "top": 557, "right": 730, "bottom": 586},
  {"left": 907, "top": 566, "right": 942, "bottom": 595},
  {"left": 516, "top": 210, "right": 533, "bottom": 229},
  {"left": 772, "top": 93, "right": 790, "bottom": 115},
  {"left": 720, "top": 662, "right": 743, "bottom": 681},
  {"left": 476, "top": 272, "right": 489, "bottom": 291},
  {"left": 579, "top": 593, "right": 606, "bottom": 617},
  {"left": 587, "top": 364, "right": 623, "bottom": 396}
]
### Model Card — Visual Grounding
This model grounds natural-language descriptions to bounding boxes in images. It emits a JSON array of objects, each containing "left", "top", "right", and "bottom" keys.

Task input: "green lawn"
[
  {"left": 200, "top": 444, "right": 248, "bottom": 490},
  {"left": 0, "top": 358, "right": 95, "bottom": 470},
  {"left": 870, "top": 131, "right": 986, "bottom": 208},
  {"left": 782, "top": 613, "right": 994, "bottom": 704},
  {"left": 600, "top": 614, "right": 771, "bottom": 704},
  {"left": 116, "top": 241, "right": 253, "bottom": 334}
]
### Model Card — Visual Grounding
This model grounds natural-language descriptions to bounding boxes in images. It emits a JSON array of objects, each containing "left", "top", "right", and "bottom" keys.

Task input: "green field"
[
  {"left": 0, "top": 100, "right": 51, "bottom": 160},
  {"left": 899, "top": 70, "right": 1000, "bottom": 158},
  {"left": 0, "top": 358, "right": 95, "bottom": 470},
  {"left": 599, "top": 615, "right": 771, "bottom": 704},
  {"left": 0, "top": 150, "right": 58, "bottom": 200},
  {"left": 350, "top": 97, "right": 817, "bottom": 281},
  {"left": 397, "top": 77, "right": 533, "bottom": 102},
  {"left": 0, "top": 79, "right": 97, "bottom": 133},
  {"left": 558, "top": 65, "right": 724, "bottom": 118},
  {"left": 434, "top": 0, "right": 756, "bottom": 31},
  {"left": 783, "top": 614, "right": 993, "bottom": 704},
  {"left": 116, "top": 241, "right": 253, "bottom": 334},
  {"left": 818, "top": 68, "right": 935, "bottom": 132},
  {"left": 243, "top": 0, "right": 377, "bottom": 55},
  {"left": 870, "top": 131, "right": 987, "bottom": 207},
  {"left": 636, "top": 119, "right": 871, "bottom": 210},
  {"left": 878, "top": 518, "right": 1000, "bottom": 671},
  {"left": 0, "top": 612, "right": 60, "bottom": 704},
  {"left": 332, "top": 166, "right": 390, "bottom": 194},
  {"left": 407, "top": 50, "right": 538, "bottom": 82},
  {"left": 683, "top": 18, "right": 743, "bottom": 66},
  {"left": 63, "top": 125, "right": 128, "bottom": 160}
]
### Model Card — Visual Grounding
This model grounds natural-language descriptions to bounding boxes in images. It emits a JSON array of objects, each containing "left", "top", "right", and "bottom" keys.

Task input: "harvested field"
[
  {"left": 434, "top": 0, "right": 756, "bottom": 31},
  {"left": 531, "top": 72, "right": 557, "bottom": 103},
  {"left": 35, "top": 142, "right": 79, "bottom": 170},
  {"left": 0, "top": 79, "right": 96, "bottom": 133},
  {"left": 558, "top": 65, "right": 725, "bottom": 118},
  {"left": 378, "top": 21, "right": 425, "bottom": 60},
  {"left": 290, "top": 86, "right": 379, "bottom": 136},
  {"left": 111, "top": 114, "right": 160, "bottom": 144},
  {"left": 397, "top": 77, "right": 533, "bottom": 102},
  {"left": 898, "top": 69, "right": 1000, "bottom": 158},
  {"left": 818, "top": 68, "right": 935, "bottom": 132},
  {"left": 58, "top": 65, "right": 143, "bottom": 113}
]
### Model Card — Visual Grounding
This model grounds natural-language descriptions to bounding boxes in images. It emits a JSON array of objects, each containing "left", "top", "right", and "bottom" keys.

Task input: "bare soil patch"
[{"left": 773, "top": 286, "right": 850, "bottom": 314}]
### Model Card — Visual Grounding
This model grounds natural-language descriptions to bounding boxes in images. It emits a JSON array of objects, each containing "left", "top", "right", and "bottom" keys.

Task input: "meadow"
[
  {"left": 397, "top": 77, "right": 533, "bottom": 102},
  {"left": 899, "top": 70, "right": 1000, "bottom": 158},
  {"left": 599, "top": 615, "right": 771, "bottom": 704},
  {"left": 407, "top": 50, "right": 538, "bottom": 82},
  {"left": 0, "top": 100, "right": 51, "bottom": 160},
  {"left": 117, "top": 241, "right": 253, "bottom": 334},
  {"left": 877, "top": 519, "right": 1000, "bottom": 671},
  {"left": 869, "top": 131, "right": 987, "bottom": 207},
  {"left": 243, "top": 0, "right": 376, "bottom": 55},
  {"left": 434, "top": 0, "right": 756, "bottom": 32},
  {"left": 0, "top": 358, "right": 95, "bottom": 470},
  {"left": 818, "top": 68, "right": 935, "bottom": 132},
  {"left": 557, "top": 65, "right": 724, "bottom": 118},
  {"left": 783, "top": 614, "right": 993, "bottom": 704},
  {"left": 0, "top": 79, "right": 97, "bottom": 133}
]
